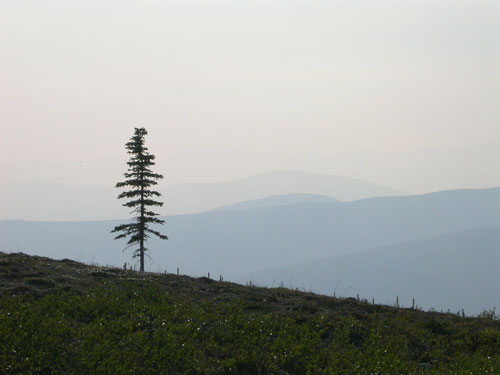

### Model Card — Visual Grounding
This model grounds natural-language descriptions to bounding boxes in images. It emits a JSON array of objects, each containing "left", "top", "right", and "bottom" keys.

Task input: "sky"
[{"left": 1, "top": 0, "right": 499, "bottom": 194}]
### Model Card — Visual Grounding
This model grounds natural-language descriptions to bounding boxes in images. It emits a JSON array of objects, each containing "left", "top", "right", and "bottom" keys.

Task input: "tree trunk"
[
  {"left": 140, "top": 184, "right": 145, "bottom": 272},
  {"left": 140, "top": 237, "right": 144, "bottom": 272}
]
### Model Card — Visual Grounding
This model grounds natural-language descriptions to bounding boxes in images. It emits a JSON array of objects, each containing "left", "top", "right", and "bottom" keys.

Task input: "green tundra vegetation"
[{"left": 1, "top": 252, "right": 500, "bottom": 374}]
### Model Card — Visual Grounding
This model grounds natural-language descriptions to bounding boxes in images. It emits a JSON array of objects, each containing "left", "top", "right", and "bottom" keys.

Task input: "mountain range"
[
  {"left": 0, "top": 170, "right": 403, "bottom": 221},
  {"left": 1, "top": 185, "right": 499, "bottom": 313},
  {"left": 209, "top": 193, "right": 340, "bottom": 212}
]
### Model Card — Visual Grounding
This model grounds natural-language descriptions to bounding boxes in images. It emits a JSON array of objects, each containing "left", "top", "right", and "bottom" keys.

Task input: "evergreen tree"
[{"left": 111, "top": 127, "right": 167, "bottom": 272}]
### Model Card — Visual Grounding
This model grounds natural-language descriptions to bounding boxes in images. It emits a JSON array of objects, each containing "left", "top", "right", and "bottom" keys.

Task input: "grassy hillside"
[
  {"left": 1, "top": 252, "right": 500, "bottom": 374},
  {"left": 243, "top": 225, "right": 500, "bottom": 315}
]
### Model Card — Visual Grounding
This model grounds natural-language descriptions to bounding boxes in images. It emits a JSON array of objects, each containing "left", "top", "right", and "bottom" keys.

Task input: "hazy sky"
[{"left": 1, "top": 0, "right": 499, "bottom": 194}]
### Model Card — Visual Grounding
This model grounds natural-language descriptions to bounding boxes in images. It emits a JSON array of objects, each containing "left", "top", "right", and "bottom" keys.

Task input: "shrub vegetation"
[{"left": 1, "top": 252, "right": 500, "bottom": 374}]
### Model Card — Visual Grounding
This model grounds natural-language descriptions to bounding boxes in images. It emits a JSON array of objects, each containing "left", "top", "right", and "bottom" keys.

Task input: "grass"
[{"left": 1, "top": 251, "right": 500, "bottom": 374}]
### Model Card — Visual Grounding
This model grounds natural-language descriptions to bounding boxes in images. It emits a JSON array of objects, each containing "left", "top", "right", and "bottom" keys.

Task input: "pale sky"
[{"left": 1, "top": 0, "right": 499, "bottom": 194}]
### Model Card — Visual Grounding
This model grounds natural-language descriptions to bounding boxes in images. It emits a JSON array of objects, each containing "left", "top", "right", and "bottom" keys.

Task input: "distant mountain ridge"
[
  {"left": 0, "top": 170, "right": 403, "bottom": 220},
  {"left": 164, "top": 170, "right": 404, "bottom": 215},
  {"left": 1, "top": 186, "right": 499, "bottom": 281},
  {"left": 209, "top": 193, "right": 340, "bottom": 212},
  {"left": 2, "top": 185, "right": 500, "bottom": 316}
]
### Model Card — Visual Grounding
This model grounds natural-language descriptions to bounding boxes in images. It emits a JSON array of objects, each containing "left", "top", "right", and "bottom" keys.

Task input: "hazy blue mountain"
[
  {"left": 1, "top": 187, "right": 500, "bottom": 286},
  {"left": 238, "top": 226, "right": 500, "bottom": 315},
  {"left": 0, "top": 171, "right": 403, "bottom": 221},
  {"left": 210, "top": 193, "right": 340, "bottom": 212},
  {"left": 163, "top": 170, "right": 404, "bottom": 215}
]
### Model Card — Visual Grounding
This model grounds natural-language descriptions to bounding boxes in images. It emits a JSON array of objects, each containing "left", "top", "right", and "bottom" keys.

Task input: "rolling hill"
[
  {"left": 238, "top": 226, "right": 500, "bottom": 315},
  {"left": 1, "top": 251, "right": 500, "bottom": 374}
]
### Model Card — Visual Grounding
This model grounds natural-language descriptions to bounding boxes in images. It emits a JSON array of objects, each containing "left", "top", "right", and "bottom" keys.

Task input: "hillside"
[
  {"left": 1, "top": 251, "right": 500, "bottom": 374},
  {"left": 240, "top": 226, "right": 500, "bottom": 315}
]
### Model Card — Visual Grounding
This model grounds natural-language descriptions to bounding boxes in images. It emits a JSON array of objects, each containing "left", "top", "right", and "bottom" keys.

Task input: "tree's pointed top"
[{"left": 134, "top": 127, "right": 147, "bottom": 136}]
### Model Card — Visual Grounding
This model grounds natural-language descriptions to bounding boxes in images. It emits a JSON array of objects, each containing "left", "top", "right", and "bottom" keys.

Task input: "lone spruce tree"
[{"left": 111, "top": 127, "right": 168, "bottom": 272}]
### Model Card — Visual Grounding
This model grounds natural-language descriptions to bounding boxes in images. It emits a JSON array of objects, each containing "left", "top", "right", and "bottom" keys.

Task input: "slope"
[
  {"left": 240, "top": 226, "right": 500, "bottom": 315},
  {"left": 2, "top": 251, "right": 500, "bottom": 374}
]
